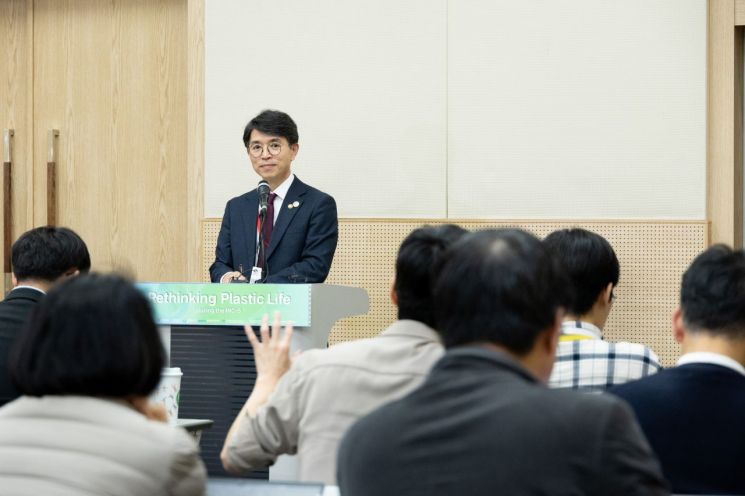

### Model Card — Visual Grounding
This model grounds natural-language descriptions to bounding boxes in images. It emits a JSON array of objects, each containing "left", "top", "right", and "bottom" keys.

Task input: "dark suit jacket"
[
  {"left": 209, "top": 177, "right": 338, "bottom": 283},
  {"left": 0, "top": 287, "right": 44, "bottom": 405},
  {"left": 611, "top": 363, "right": 745, "bottom": 495},
  {"left": 337, "top": 347, "right": 668, "bottom": 496}
]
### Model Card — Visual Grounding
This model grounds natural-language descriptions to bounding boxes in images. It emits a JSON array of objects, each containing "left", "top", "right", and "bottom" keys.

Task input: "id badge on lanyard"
[{"left": 250, "top": 214, "right": 264, "bottom": 284}]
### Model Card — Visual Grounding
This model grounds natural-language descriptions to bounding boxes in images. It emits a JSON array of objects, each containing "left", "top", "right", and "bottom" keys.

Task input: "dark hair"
[
  {"left": 543, "top": 228, "right": 619, "bottom": 315},
  {"left": 242, "top": 110, "right": 299, "bottom": 147},
  {"left": 434, "top": 229, "right": 572, "bottom": 353},
  {"left": 10, "top": 273, "right": 164, "bottom": 397},
  {"left": 11, "top": 226, "right": 91, "bottom": 282},
  {"left": 680, "top": 244, "right": 745, "bottom": 337},
  {"left": 395, "top": 225, "right": 468, "bottom": 328}
]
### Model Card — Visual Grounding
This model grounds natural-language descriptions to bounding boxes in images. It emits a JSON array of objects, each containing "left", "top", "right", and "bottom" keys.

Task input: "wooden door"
[
  {"left": 0, "top": 0, "right": 33, "bottom": 293},
  {"left": 32, "top": 0, "right": 189, "bottom": 281}
]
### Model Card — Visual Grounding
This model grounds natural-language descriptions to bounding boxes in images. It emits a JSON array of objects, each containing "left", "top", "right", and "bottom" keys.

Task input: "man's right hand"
[
  {"left": 220, "top": 271, "right": 246, "bottom": 283},
  {"left": 221, "top": 312, "right": 294, "bottom": 469},
  {"left": 245, "top": 313, "right": 294, "bottom": 387}
]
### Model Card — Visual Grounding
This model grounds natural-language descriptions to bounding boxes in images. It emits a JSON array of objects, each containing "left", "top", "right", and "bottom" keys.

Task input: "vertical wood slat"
[
  {"left": 735, "top": 26, "right": 744, "bottom": 247},
  {"left": 187, "top": 0, "right": 205, "bottom": 282},
  {"left": 735, "top": 0, "right": 745, "bottom": 25},
  {"left": 708, "top": 0, "right": 744, "bottom": 247}
]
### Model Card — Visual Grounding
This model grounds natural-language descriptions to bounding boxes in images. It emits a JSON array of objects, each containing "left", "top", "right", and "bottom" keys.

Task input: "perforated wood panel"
[{"left": 202, "top": 219, "right": 708, "bottom": 367}]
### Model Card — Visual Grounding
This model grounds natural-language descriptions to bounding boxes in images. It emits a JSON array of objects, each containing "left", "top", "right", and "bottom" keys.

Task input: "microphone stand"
[{"left": 256, "top": 207, "right": 268, "bottom": 281}]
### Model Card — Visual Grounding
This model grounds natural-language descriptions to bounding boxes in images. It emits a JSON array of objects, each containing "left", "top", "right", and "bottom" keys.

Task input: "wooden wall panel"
[
  {"left": 0, "top": 0, "right": 33, "bottom": 291},
  {"left": 32, "top": 0, "right": 188, "bottom": 280},
  {"left": 708, "top": 0, "right": 744, "bottom": 247},
  {"left": 203, "top": 218, "right": 708, "bottom": 367},
  {"left": 735, "top": 0, "right": 745, "bottom": 25},
  {"left": 187, "top": 0, "right": 204, "bottom": 282}
]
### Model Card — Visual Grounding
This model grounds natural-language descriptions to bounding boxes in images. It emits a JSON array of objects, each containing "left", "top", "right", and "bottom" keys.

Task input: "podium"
[{"left": 137, "top": 283, "right": 369, "bottom": 479}]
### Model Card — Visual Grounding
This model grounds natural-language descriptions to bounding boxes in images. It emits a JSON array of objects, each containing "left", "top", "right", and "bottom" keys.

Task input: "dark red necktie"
[{"left": 263, "top": 193, "right": 277, "bottom": 249}]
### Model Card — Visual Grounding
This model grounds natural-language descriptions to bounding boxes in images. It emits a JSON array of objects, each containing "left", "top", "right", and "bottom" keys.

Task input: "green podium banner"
[{"left": 136, "top": 283, "right": 311, "bottom": 326}]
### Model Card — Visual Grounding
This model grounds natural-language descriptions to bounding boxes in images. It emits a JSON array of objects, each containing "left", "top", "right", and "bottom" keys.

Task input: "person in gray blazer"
[
  {"left": 0, "top": 274, "right": 206, "bottom": 496},
  {"left": 221, "top": 225, "right": 467, "bottom": 484},
  {"left": 0, "top": 226, "right": 90, "bottom": 406},
  {"left": 337, "top": 229, "right": 669, "bottom": 496}
]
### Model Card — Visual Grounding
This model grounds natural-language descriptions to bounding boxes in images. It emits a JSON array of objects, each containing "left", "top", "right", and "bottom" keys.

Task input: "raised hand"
[{"left": 245, "top": 312, "right": 294, "bottom": 385}]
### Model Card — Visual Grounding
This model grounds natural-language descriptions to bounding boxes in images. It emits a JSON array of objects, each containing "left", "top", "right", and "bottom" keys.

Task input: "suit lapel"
[
  {"left": 266, "top": 177, "right": 308, "bottom": 259},
  {"left": 241, "top": 192, "right": 259, "bottom": 271}
]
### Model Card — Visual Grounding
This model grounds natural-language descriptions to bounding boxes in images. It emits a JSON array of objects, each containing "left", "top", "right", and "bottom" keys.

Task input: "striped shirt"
[{"left": 549, "top": 321, "right": 662, "bottom": 393}]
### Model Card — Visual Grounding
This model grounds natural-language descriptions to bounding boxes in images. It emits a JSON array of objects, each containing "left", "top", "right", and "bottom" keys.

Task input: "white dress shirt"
[{"left": 677, "top": 351, "right": 745, "bottom": 376}]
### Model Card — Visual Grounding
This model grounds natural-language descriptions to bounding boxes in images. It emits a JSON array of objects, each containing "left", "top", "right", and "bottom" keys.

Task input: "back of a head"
[
  {"left": 543, "top": 228, "right": 619, "bottom": 315},
  {"left": 10, "top": 273, "right": 164, "bottom": 397},
  {"left": 434, "top": 229, "right": 571, "bottom": 353},
  {"left": 11, "top": 226, "right": 91, "bottom": 283},
  {"left": 395, "top": 224, "right": 468, "bottom": 328},
  {"left": 242, "top": 109, "right": 299, "bottom": 147},
  {"left": 681, "top": 244, "right": 745, "bottom": 337}
]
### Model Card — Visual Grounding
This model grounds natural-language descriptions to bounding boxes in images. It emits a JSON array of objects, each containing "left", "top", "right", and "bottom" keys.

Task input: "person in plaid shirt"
[{"left": 544, "top": 228, "right": 661, "bottom": 392}]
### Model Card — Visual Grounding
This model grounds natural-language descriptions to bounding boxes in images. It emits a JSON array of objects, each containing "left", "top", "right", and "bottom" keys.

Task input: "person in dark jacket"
[
  {"left": 612, "top": 244, "right": 745, "bottom": 495},
  {"left": 0, "top": 226, "right": 89, "bottom": 405}
]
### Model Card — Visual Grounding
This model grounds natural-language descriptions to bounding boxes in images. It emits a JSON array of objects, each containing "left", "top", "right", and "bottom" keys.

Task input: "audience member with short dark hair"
[
  {"left": 0, "top": 274, "right": 207, "bottom": 495},
  {"left": 337, "top": 229, "right": 668, "bottom": 496},
  {"left": 611, "top": 244, "right": 745, "bottom": 495},
  {"left": 544, "top": 228, "right": 661, "bottom": 391},
  {"left": 0, "top": 226, "right": 90, "bottom": 406},
  {"left": 221, "top": 225, "right": 467, "bottom": 484}
]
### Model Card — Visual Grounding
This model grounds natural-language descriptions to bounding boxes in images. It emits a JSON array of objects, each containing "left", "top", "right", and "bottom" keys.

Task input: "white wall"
[
  {"left": 205, "top": 0, "right": 706, "bottom": 219},
  {"left": 205, "top": 0, "right": 447, "bottom": 218}
]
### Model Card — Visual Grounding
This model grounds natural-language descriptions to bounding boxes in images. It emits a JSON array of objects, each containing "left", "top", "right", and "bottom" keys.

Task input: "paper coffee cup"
[{"left": 149, "top": 367, "right": 183, "bottom": 424}]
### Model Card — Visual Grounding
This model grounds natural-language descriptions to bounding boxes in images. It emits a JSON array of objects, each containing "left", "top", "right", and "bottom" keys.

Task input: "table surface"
[{"left": 206, "top": 478, "right": 339, "bottom": 496}]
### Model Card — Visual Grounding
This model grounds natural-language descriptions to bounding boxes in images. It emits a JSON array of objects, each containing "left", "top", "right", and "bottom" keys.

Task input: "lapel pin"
[{"left": 288, "top": 201, "right": 300, "bottom": 209}]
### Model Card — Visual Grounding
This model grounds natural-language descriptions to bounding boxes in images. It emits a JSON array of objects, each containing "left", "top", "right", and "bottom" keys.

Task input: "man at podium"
[{"left": 210, "top": 110, "right": 338, "bottom": 284}]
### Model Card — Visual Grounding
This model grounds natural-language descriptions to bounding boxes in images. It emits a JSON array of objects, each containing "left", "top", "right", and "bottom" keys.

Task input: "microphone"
[{"left": 257, "top": 180, "right": 270, "bottom": 216}]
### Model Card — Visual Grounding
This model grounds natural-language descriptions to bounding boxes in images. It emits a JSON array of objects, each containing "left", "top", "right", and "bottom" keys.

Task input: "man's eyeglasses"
[{"left": 249, "top": 142, "right": 283, "bottom": 157}]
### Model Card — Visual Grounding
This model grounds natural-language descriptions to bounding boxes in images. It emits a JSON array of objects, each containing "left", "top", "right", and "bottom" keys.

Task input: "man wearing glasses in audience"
[
  {"left": 210, "top": 110, "right": 338, "bottom": 284},
  {"left": 543, "top": 228, "right": 661, "bottom": 392}
]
